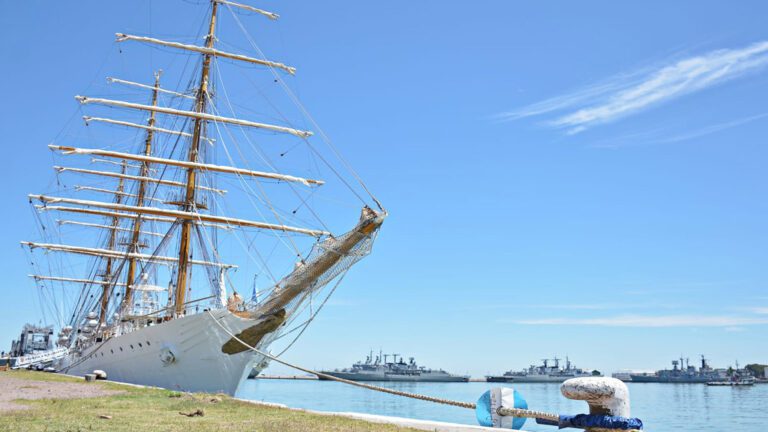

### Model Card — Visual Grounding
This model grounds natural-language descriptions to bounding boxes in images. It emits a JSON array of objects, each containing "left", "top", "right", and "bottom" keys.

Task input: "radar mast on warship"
[
  {"left": 487, "top": 357, "right": 599, "bottom": 383},
  {"left": 320, "top": 351, "right": 469, "bottom": 382}
]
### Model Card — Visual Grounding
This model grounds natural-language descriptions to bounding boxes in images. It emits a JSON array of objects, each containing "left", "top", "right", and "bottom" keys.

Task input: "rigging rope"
[
  {"left": 272, "top": 267, "right": 348, "bottom": 356},
  {"left": 203, "top": 85, "right": 305, "bottom": 257},
  {"left": 210, "top": 58, "right": 331, "bottom": 234},
  {"left": 224, "top": 5, "right": 384, "bottom": 211}
]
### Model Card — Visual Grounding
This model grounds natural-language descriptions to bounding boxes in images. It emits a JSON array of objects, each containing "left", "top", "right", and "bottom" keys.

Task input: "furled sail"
[
  {"left": 21, "top": 241, "right": 237, "bottom": 269},
  {"left": 30, "top": 195, "right": 329, "bottom": 237},
  {"left": 115, "top": 33, "right": 295, "bottom": 74},
  {"left": 50, "top": 145, "right": 324, "bottom": 186},
  {"left": 75, "top": 96, "right": 312, "bottom": 137}
]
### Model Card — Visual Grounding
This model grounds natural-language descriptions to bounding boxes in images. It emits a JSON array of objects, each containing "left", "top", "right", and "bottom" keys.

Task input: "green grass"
[{"left": 0, "top": 371, "right": 419, "bottom": 432}]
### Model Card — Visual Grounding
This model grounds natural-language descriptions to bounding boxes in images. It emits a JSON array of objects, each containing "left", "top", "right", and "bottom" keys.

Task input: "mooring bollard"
[
  {"left": 475, "top": 377, "right": 643, "bottom": 430},
  {"left": 561, "top": 377, "right": 630, "bottom": 418},
  {"left": 559, "top": 377, "right": 634, "bottom": 430}
]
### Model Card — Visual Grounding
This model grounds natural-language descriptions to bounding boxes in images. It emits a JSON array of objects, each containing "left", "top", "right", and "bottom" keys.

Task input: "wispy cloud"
[
  {"left": 654, "top": 112, "right": 768, "bottom": 143},
  {"left": 510, "top": 314, "right": 768, "bottom": 328},
  {"left": 619, "top": 279, "right": 748, "bottom": 296},
  {"left": 459, "top": 302, "right": 676, "bottom": 312},
  {"left": 499, "top": 41, "right": 768, "bottom": 133},
  {"left": 591, "top": 112, "right": 768, "bottom": 148}
]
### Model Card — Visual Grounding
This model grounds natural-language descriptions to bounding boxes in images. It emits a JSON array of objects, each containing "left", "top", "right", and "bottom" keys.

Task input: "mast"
[
  {"left": 175, "top": 1, "right": 218, "bottom": 316},
  {"left": 123, "top": 71, "right": 161, "bottom": 312},
  {"left": 100, "top": 161, "right": 126, "bottom": 325}
]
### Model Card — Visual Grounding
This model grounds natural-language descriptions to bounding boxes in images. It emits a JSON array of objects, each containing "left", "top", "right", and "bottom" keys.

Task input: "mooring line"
[
  {"left": 207, "top": 310, "right": 575, "bottom": 424},
  {"left": 209, "top": 311, "right": 645, "bottom": 431}
]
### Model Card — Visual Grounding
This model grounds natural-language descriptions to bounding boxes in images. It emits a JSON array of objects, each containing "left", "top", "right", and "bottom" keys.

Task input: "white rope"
[
  {"left": 207, "top": 52, "right": 333, "bottom": 238},
  {"left": 203, "top": 83, "right": 304, "bottom": 257},
  {"left": 225, "top": 6, "right": 384, "bottom": 211}
]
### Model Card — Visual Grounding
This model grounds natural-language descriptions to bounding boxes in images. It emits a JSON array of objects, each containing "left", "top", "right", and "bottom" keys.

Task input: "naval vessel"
[
  {"left": 319, "top": 351, "right": 469, "bottom": 382},
  {"left": 486, "top": 357, "right": 599, "bottom": 383},
  {"left": 630, "top": 356, "right": 724, "bottom": 383}
]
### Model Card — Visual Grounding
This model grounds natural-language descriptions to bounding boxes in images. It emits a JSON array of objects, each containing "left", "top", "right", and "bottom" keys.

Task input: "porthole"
[
  {"left": 119, "top": 347, "right": 123, "bottom": 352},
  {"left": 138, "top": 343, "right": 143, "bottom": 348},
  {"left": 146, "top": 341, "right": 151, "bottom": 346},
  {"left": 130, "top": 344, "right": 134, "bottom": 349},
  {"left": 110, "top": 349, "right": 114, "bottom": 354}
]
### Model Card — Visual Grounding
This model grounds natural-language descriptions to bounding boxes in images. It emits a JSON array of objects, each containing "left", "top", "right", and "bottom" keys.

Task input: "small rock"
[{"left": 99, "top": 415, "right": 112, "bottom": 420}]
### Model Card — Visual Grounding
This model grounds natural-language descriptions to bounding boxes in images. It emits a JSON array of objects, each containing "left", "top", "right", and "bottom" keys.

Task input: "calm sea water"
[{"left": 237, "top": 380, "right": 767, "bottom": 431}]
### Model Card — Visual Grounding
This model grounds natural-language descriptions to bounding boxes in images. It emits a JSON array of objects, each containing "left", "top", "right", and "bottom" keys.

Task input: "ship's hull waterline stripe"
[
  {"left": 54, "top": 166, "right": 227, "bottom": 196},
  {"left": 115, "top": 33, "right": 294, "bottom": 75},
  {"left": 76, "top": 95, "right": 311, "bottom": 138},
  {"left": 30, "top": 195, "right": 329, "bottom": 238},
  {"left": 51, "top": 145, "right": 323, "bottom": 187},
  {"left": 21, "top": 241, "right": 237, "bottom": 269}
]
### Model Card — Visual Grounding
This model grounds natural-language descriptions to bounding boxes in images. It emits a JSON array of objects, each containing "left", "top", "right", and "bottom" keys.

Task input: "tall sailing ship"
[{"left": 21, "top": 1, "right": 385, "bottom": 395}]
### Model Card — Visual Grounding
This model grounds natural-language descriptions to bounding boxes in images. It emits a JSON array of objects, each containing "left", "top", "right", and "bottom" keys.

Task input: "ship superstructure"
[
  {"left": 21, "top": 0, "right": 385, "bottom": 395},
  {"left": 319, "top": 351, "right": 469, "bottom": 382},
  {"left": 707, "top": 361, "right": 755, "bottom": 386},
  {"left": 487, "top": 357, "right": 599, "bottom": 383},
  {"left": 5, "top": 324, "right": 68, "bottom": 370},
  {"left": 630, "top": 356, "right": 724, "bottom": 383}
]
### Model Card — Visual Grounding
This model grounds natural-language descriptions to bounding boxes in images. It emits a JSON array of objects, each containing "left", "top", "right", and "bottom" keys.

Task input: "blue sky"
[{"left": 1, "top": 1, "right": 767, "bottom": 376}]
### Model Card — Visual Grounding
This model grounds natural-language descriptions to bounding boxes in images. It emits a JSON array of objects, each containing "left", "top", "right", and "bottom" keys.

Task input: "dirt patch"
[{"left": 0, "top": 374, "right": 124, "bottom": 412}]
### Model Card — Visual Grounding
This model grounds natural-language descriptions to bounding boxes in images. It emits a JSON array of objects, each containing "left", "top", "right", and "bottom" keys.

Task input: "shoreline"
[{"left": 0, "top": 370, "right": 503, "bottom": 432}]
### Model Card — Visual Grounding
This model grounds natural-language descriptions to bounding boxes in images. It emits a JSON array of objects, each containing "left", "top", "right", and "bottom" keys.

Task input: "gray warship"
[
  {"left": 4, "top": 324, "right": 68, "bottom": 370},
  {"left": 319, "top": 351, "right": 469, "bottom": 382},
  {"left": 486, "top": 357, "right": 599, "bottom": 383},
  {"left": 630, "top": 356, "right": 725, "bottom": 383}
]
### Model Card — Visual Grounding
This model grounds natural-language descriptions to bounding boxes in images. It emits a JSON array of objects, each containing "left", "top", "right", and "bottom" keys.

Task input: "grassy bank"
[{"left": 0, "top": 370, "right": 418, "bottom": 432}]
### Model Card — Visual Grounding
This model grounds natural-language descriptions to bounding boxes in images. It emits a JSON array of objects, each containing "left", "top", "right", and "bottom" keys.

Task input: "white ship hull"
[{"left": 58, "top": 310, "right": 266, "bottom": 395}]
